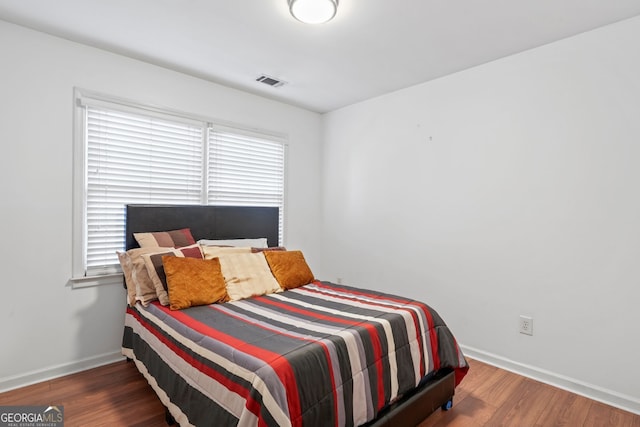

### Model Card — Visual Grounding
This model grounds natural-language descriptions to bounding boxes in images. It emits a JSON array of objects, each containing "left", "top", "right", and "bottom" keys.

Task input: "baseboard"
[
  {"left": 0, "top": 351, "right": 125, "bottom": 393},
  {"left": 460, "top": 345, "right": 640, "bottom": 416}
]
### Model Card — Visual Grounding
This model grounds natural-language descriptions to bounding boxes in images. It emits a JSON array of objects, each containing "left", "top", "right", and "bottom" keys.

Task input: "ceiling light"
[{"left": 288, "top": 0, "right": 338, "bottom": 24}]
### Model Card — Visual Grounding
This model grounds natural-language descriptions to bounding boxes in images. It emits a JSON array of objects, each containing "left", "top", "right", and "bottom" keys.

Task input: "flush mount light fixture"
[{"left": 288, "top": 0, "right": 338, "bottom": 24}]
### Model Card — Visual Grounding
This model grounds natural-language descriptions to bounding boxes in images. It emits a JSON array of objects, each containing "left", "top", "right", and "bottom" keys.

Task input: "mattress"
[{"left": 122, "top": 281, "right": 468, "bottom": 426}]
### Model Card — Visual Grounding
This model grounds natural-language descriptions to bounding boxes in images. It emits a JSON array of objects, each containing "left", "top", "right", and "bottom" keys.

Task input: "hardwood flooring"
[
  {"left": 419, "top": 359, "right": 640, "bottom": 427},
  {"left": 0, "top": 361, "right": 167, "bottom": 426},
  {"left": 0, "top": 358, "right": 638, "bottom": 426}
]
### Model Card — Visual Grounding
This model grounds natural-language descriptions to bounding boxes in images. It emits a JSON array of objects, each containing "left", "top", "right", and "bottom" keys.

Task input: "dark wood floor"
[{"left": 0, "top": 358, "right": 638, "bottom": 426}]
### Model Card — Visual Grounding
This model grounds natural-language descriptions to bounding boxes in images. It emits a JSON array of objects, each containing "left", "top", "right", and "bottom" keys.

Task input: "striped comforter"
[{"left": 122, "top": 281, "right": 468, "bottom": 427}]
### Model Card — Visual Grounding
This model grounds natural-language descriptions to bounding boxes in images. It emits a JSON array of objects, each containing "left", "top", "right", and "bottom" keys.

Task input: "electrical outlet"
[{"left": 519, "top": 315, "right": 533, "bottom": 336}]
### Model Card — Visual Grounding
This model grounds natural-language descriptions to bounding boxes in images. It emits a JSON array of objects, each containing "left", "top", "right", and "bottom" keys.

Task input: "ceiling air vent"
[{"left": 256, "top": 75, "right": 286, "bottom": 88}]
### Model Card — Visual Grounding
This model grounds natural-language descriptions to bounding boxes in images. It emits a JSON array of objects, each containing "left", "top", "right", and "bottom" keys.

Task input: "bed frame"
[{"left": 125, "top": 204, "right": 455, "bottom": 426}]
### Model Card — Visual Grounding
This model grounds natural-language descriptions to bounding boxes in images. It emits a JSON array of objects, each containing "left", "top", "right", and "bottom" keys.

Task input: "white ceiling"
[{"left": 2, "top": 1, "right": 640, "bottom": 113}]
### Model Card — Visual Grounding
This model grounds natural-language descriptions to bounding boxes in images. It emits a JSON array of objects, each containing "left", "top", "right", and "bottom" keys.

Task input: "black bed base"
[
  {"left": 158, "top": 368, "right": 455, "bottom": 427},
  {"left": 363, "top": 369, "right": 455, "bottom": 427}
]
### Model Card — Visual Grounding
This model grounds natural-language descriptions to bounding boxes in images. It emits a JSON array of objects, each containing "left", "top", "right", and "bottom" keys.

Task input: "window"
[{"left": 72, "top": 89, "right": 286, "bottom": 286}]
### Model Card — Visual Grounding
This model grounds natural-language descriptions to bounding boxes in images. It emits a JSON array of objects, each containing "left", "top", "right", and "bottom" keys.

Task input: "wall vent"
[{"left": 256, "top": 75, "right": 286, "bottom": 88}]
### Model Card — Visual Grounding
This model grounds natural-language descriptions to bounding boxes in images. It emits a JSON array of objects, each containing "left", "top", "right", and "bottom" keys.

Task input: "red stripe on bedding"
[
  {"left": 260, "top": 297, "right": 387, "bottom": 411},
  {"left": 209, "top": 304, "right": 340, "bottom": 427},
  {"left": 156, "top": 304, "right": 303, "bottom": 427},
  {"left": 127, "top": 307, "right": 263, "bottom": 419},
  {"left": 313, "top": 281, "right": 441, "bottom": 375},
  {"left": 301, "top": 284, "right": 428, "bottom": 377}
]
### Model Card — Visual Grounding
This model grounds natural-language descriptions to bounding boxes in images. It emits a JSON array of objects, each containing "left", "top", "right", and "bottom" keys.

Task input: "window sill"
[{"left": 69, "top": 273, "right": 124, "bottom": 289}]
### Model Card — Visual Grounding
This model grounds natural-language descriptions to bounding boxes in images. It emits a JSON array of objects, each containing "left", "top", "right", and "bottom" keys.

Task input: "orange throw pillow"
[
  {"left": 163, "top": 256, "right": 228, "bottom": 310},
  {"left": 264, "top": 250, "right": 314, "bottom": 290}
]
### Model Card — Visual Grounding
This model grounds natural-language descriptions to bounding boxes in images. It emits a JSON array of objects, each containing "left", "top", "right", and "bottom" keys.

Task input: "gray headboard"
[{"left": 125, "top": 204, "right": 279, "bottom": 250}]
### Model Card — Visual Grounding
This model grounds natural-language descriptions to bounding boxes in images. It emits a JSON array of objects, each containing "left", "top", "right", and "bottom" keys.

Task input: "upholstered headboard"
[{"left": 125, "top": 204, "right": 279, "bottom": 250}]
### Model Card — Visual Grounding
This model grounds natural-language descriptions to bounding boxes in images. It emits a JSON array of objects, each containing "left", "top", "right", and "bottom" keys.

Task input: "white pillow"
[{"left": 198, "top": 238, "right": 268, "bottom": 248}]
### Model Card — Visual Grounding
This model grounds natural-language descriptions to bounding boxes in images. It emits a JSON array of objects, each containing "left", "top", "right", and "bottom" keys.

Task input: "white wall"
[
  {"left": 320, "top": 16, "right": 640, "bottom": 412},
  {"left": 0, "top": 20, "right": 322, "bottom": 389}
]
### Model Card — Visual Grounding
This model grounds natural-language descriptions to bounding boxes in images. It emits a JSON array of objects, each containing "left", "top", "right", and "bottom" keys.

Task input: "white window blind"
[
  {"left": 208, "top": 127, "right": 286, "bottom": 241},
  {"left": 74, "top": 91, "right": 287, "bottom": 281},
  {"left": 86, "top": 106, "right": 203, "bottom": 274}
]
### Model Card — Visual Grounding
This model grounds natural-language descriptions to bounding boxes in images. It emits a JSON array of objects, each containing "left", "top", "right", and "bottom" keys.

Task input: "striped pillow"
[
  {"left": 134, "top": 228, "right": 196, "bottom": 248},
  {"left": 251, "top": 246, "right": 287, "bottom": 253},
  {"left": 142, "top": 244, "right": 203, "bottom": 306}
]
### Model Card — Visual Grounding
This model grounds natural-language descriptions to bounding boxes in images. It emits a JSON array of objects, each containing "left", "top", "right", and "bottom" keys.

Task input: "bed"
[{"left": 120, "top": 204, "right": 468, "bottom": 426}]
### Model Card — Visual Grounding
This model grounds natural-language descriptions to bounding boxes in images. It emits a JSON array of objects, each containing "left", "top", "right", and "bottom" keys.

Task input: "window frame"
[{"left": 71, "top": 88, "right": 288, "bottom": 288}]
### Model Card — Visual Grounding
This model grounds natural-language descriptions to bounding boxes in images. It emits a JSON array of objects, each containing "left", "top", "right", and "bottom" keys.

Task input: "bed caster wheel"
[{"left": 441, "top": 399, "right": 453, "bottom": 411}]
